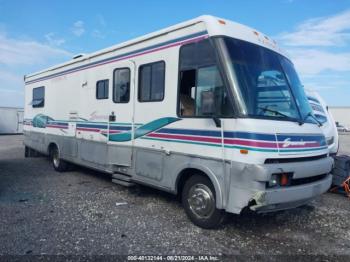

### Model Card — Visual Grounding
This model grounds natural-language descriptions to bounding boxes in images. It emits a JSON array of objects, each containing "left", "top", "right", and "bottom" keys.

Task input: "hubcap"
[
  {"left": 187, "top": 183, "right": 215, "bottom": 219},
  {"left": 53, "top": 149, "right": 59, "bottom": 167}
]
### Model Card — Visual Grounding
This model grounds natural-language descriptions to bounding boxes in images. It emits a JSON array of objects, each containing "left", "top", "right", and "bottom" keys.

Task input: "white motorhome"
[
  {"left": 306, "top": 90, "right": 339, "bottom": 156},
  {"left": 24, "top": 16, "right": 333, "bottom": 228},
  {"left": 0, "top": 107, "right": 24, "bottom": 134}
]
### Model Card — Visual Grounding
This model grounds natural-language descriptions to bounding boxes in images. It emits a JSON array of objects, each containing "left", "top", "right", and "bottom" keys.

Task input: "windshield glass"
[{"left": 221, "top": 37, "right": 314, "bottom": 123}]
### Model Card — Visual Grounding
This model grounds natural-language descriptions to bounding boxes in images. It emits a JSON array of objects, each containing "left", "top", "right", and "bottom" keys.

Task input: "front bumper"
[
  {"left": 249, "top": 174, "right": 332, "bottom": 212},
  {"left": 225, "top": 156, "right": 333, "bottom": 213}
]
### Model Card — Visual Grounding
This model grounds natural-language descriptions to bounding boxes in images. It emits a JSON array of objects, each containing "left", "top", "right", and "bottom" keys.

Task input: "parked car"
[
  {"left": 306, "top": 90, "right": 339, "bottom": 156},
  {"left": 336, "top": 122, "right": 350, "bottom": 132}
]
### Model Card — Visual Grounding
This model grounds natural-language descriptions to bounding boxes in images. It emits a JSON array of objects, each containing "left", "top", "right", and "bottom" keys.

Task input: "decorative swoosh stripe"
[
  {"left": 143, "top": 128, "right": 327, "bottom": 153},
  {"left": 25, "top": 31, "right": 209, "bottom": 85},
  {"left": 105, "top": 117, "right": 181, "bottom": 142},
  {"left": 25, "top": 115, "right": 327, "bottom": 153}
]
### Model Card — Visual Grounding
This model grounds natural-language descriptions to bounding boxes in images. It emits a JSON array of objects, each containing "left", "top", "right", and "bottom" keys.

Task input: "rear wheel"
[
  {"left": 50, "top": 145, "right": 69, "bottom": 172},
  {"left": 182, "top": 174, "right": 225, "bottom": 229}
]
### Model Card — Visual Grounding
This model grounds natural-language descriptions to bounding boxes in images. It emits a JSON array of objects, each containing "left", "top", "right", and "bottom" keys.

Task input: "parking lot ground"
[{"left": 1, "top": 135, "right": 350, "bottom": 258}]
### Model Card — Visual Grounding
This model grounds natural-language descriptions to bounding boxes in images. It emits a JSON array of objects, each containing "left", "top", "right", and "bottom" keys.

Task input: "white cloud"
[
  {"left": 278, "top": 10, "right": 350, "bottom": 47},
  {"left": 276, "top": 10, "right": 350, "bottom": 77},
  {"left": 275, "top": 10, "right": 350, "bottom": 106},
  {"left": 91, "top": 29, "right": 105, "bottom": 39},
  {"left": 0, "top": 32, "right": 71, "bottom": 66},
  {"left": 0, "top": 69, "right": 23, "bottom": 86},
  {"left": 71, "top": 20, "right": 85, "bottom": 37},
  {"left": 45, "top": 32, "right": 65, "bottom": 46},
  {"left": 0, "top": 70, "right": 24, "bottom": 107},
  {"left": 0, "top": 32, "right": 72, "bottom": 107},
  {"left": 287, "top": 48, "right": 350, "bottom": 75}
]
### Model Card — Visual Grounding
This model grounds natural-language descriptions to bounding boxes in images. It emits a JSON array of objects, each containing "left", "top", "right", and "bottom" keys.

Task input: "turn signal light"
[
  {"left": 240, "top": 149, "right": 248, "bottom": 154},
  {"left": 267, "top": 173, "right": 292, "bottom": 188},
  {"left": 280, "top": 174, "right": 289, "bottom": 186}
]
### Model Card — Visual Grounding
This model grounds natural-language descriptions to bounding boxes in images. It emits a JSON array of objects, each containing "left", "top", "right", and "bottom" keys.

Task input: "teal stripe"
[
  {"left": 107, "top": 117, "right": 181, "bottom": 142},
  {"left": 279, "top": 146, "right": 328, "bottom": 153},
  {"left": 224, "top": 145, "right": 278, "bottom": 152},
  {"left": 141, "top": 137, "right": 327, "bottom": 153},
  {"left": 142, "top": 137, "right": 277, "bottom": 151},
  {"left": 141, "top": 137, "right": 223, "bottom": 148}
]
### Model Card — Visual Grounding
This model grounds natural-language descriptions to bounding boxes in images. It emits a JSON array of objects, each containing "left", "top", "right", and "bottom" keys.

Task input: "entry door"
[{"left": 107, "top": 61, "right": 135, "bottom": 167}]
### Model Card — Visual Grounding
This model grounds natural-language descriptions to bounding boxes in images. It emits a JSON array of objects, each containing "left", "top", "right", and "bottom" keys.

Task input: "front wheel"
[
  {"left": 182, "top": 175, "right": 225, "bottom": 229},
  {"left": 50, "top": 145, "right": 69, "bottom": 172}
]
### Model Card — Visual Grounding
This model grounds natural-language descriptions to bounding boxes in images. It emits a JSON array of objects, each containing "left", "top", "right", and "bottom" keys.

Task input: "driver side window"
[{"left": 178, "top": 39, "right": 233, "bottom": 117}]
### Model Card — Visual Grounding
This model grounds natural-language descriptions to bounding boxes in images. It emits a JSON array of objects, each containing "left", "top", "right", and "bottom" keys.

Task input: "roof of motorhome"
[{"left": 25, "top": 15, "right": 286, "bottom": 81}]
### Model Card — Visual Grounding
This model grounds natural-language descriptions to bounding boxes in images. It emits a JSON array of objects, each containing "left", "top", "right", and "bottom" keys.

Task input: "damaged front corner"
[{"left": 249, "top": 191, "right": 267, "bottom": 211}]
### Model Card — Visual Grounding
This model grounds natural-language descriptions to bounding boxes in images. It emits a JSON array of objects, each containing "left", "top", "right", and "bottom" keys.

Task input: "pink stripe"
[
  {"left": 147, "top": 133, "right": 278, "bottom": 148},
  {"left": 226, "top": 139, "right": 277, "bottom": 148},
  {"left": 77, "top": 127, "right": 101, "bottom": 132},
  {"left": 100, "top": 130, "right": 122, "bottom": 134},
  {"left": 47, "top": 125, "right": 68, "bottom": 129},
  {"left": 147, "top": 133, "right": 221, "bottom": 144},
  {"left": 27, "top": 35, "right": 208, "bottom": 85},
  {"left": 146, "top": 133, "right": 323, "bottom": 149},
  {"left": 77, "top": 128, "right": 122, "bottom": 134},
  {"left": 278, "top": 142, "right": 320, "bottom": 148}
]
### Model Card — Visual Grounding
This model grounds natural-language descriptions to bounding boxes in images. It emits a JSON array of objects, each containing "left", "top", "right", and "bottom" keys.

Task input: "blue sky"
[{"left": 0, "top": 0, "right": 350, "bottom": 107}]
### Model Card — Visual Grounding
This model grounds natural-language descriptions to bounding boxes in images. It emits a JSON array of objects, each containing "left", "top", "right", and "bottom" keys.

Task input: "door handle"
[{"left": 109, "top": 112, "right": 116, "bottom": 122}]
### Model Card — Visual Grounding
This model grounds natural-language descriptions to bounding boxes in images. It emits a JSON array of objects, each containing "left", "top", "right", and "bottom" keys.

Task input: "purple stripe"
[
  {"left": 47, "top": 125, "right": 68, "bottom": 129},
  {"left": 26, "top": 34, "right": 208, "bottom": 85}
]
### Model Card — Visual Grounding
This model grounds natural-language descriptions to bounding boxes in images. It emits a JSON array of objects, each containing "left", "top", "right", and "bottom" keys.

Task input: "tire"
[
  {"left": 182, "top": 174, "right": 225, "bottom": 229},
  {"left": 25, "top": 146, "right": 30, "bottom": 158},
  {"left": 50, "top": 145, "right": 69, "bottom": 172}
]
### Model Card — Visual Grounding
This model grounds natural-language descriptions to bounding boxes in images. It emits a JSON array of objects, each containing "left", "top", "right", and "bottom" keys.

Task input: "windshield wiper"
[
  {"left": 301, "top": 111, "right": 323, "bottom": 127},
  {"left": 258, "top": 106, "right": 303, "bottom": 125}
]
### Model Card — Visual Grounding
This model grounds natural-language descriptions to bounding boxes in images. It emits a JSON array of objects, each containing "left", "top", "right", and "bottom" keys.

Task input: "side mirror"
[{"left": 200, "top": 90, "right": 221, "bottom": 128}]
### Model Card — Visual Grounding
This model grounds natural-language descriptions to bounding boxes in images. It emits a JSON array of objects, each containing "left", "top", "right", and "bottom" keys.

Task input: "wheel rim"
[
  {"left": 52, "top": 149, "right": 60, "bottom": 167},
  {"left": 187, "top": 183, "right": 215, "bottom": 219}
]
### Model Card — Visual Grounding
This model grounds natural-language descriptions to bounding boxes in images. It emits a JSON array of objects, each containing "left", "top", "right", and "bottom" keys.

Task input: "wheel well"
[
  {"left": 48, "top": 143, "right": 57, "bottom": 156},
  {"left": 176, "top": 168, "right": 210, "bottom": 198}
]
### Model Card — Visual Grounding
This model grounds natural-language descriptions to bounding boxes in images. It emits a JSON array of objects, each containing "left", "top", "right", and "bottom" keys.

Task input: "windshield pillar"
[{"left": 213, "top": 38, "right": 247, "bottom": 116}]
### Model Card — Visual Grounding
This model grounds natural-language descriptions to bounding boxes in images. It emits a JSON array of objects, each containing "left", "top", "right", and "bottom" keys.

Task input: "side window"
[
  {"left": 32, "top": 86, "right": 45, "bottom": 108},
  {"left": 113, "top": 68, "right": 130, "bottom": 103},
  {"left": 96, "top": 80, "right": 109, "bottom": 99},
  {"left": 138, "top": 61, "right": 165, "bottom": 102},
  {"left": 178, "top": 39, "right": 233, "bottom": 117}
]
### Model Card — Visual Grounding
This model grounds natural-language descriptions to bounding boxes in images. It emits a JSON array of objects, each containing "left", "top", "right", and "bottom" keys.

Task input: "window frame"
[
  {"left": 176, "top": 40, "right": 234, "bottom": 119},
  {"left": 32, "top": 86, "right": 45, "bottom": 108},
  {"left": 137, "top": 60, "right": 166, "bottom": 103},
  {"left": 96, "top": 79, "right": 109, "bottom": 100},
  {"left": 113, "top": 67, "right": 131, "bottom": 104}
]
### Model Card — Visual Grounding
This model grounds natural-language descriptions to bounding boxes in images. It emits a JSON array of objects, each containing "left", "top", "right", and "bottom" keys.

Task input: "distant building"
[
  {"left": 0, "top": 107, "right": 24, "bottom": 134},
  {"left": 329, "top": 107, "right": 350, "bottom": 127}
]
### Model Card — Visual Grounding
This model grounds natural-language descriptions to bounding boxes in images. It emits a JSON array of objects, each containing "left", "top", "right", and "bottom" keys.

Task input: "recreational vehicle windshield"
[{"left": 24, "top": 15, "right": 333, "bottom": 228}]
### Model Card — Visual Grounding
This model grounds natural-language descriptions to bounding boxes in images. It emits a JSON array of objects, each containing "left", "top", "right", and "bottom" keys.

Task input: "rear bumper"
[{"left": 249, "top": 174, "right": 332, "bottom": 212}]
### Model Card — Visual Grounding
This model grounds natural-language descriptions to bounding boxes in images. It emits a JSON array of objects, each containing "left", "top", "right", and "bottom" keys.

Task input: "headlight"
[
  {"left": 268, "top": 174, "right": 278, "bottom": 187},
  {"left": 327, "top": 136, "right": 334, "bottom": 146}
]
